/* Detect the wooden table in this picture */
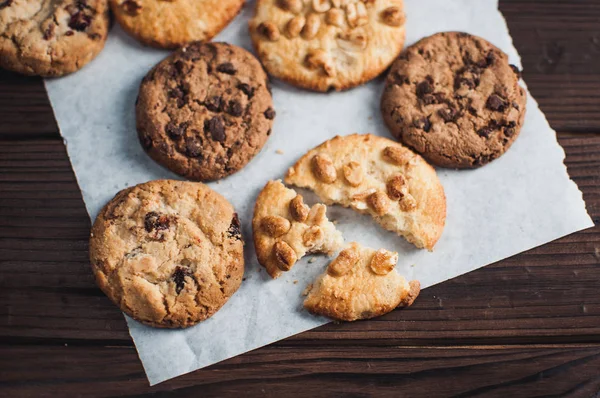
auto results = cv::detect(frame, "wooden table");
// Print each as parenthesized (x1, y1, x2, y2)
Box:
(1, 1, 599, 396)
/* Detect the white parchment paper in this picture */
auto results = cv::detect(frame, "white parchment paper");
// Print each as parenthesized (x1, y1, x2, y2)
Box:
(45, 0, 593, 385)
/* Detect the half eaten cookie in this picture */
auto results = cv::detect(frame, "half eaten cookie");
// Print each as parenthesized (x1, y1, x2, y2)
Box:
(285, 134, 446, 250)
(304, 242, 420, 321)
(253, 180, 344, 278)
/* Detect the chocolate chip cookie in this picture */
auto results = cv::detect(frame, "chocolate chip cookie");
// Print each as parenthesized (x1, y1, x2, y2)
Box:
(89, 179, 244, 328)
(136, 42, 275, 181)
(0, 0, 109, 77)
(249, 0, 406, 92)
(381, 32, 527, 168)
(109, 0, 243, 49)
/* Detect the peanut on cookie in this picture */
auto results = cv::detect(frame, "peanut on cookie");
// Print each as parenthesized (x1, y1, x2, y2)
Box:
(253, 180, 343, 278)
(304, 242, 420, 321)
(249, 0, 406, 91)
(285, 134, 446, 250)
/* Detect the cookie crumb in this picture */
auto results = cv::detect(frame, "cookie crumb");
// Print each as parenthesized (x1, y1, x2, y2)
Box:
(302, 284, 313, 296)
(308, 257, 316, 264)
(293, 280, 298, 284)
(368, 116, 373, 120)
(276, 149, 284, 155)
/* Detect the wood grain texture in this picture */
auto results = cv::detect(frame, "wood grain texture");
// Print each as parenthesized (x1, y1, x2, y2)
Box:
(1, 1, 600, 396)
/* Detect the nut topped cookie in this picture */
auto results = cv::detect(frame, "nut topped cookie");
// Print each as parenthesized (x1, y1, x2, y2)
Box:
(109, 0, 244, 49)
(253, 180, 343, 278)
(304, 242, 420, 321)
(0, 0, 109, 77)
(89, 180, 244, 328)
(249, 0, 406, 91)
(285, 134, 446, 250)
(136, 42, 275, 182)
(381, 31, 527, 168)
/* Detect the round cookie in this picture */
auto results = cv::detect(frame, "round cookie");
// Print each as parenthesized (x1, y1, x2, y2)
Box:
(109, 0, 244, 49)
(0, 0, 109, 77)
(136, 42, 275, 181)
(249, 0, 406, 92)
(89, 180, 244, 329)
(381, 32, 527, 168)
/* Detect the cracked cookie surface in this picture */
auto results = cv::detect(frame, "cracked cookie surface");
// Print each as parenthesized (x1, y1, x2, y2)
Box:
(109, 0, 243, 49)
(89, 179, 244, 328)
(136, 42, 275, 181)
(249, 0, 406, 91)
(381, 31, 527, 168)
(285, 134, 446, 250)
(0, 0, 109, 77)
(304, 242, 420, 321)
(253, 180, 343, 278)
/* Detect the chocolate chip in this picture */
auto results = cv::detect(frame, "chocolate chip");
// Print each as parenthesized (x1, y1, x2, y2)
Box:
(509, 64, 522, 79)
(421, 94, 435, 105)
(477, 51, 496, 68)
(416, 78, 434, 98)
(43, 23, 55, 40)
(486, 94, 507, 112)
(174, 60, 186, 74)
(65, 30, 74, 36)
(237, 83, 255, 99)
(165, 121, 188, 138)
(264, 107, 276, 120)
(474, 154, 494, 166)
(468, 106, 478, 116)
(413, 116, 431, 132)
(512, 101, 520, 110)
(205, 96, 223, 112)
(216, 62, 236, 75)
(227, 100, 244, 117)
(185, 137, 202, 157)
(122, 0, 141, 15)
(68, 11, 91, 31)
(227, 213, 242, 241)
(438, 107, 458, 123)
(504, 121, 517, 137)
(172, 266, 191, 294)
(144, 212, 171, 232)
(393, 72, 410, 85)
(140, 134, 153, 149)
(0, 0, 13, 9)
(455, 77, 476, 90)
(477, 126, 493, 138)
(205, 116, 225, 142)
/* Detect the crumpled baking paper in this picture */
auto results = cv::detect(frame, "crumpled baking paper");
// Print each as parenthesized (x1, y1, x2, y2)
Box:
(44, 0, 593, 385)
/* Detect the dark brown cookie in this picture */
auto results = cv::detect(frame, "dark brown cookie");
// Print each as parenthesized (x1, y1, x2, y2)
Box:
(0, 0, 109, 77)
(381, 32, 527, 168)
(136, 42, 275, 181)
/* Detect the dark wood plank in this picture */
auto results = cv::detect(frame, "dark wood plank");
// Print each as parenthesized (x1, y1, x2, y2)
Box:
(1, 344, 599, 397)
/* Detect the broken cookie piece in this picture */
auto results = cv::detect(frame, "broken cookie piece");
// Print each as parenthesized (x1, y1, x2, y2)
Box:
(304, 242, 420, 321)
(285, 134, 446, 250)
(253, 180, 344, 278)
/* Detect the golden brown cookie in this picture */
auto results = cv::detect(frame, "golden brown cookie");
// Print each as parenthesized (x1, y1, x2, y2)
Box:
(89, 180, 244, 328)
(109, 0, 244, 49)
(285, 134, 446, 250)
(253, 180, 343, 278)
(381, 32, 527, 168)
(304, 242, 420, 321)
(249, 0, 406, 91)
(136, 42, 275, 182)
(0, 0, 109, 77)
